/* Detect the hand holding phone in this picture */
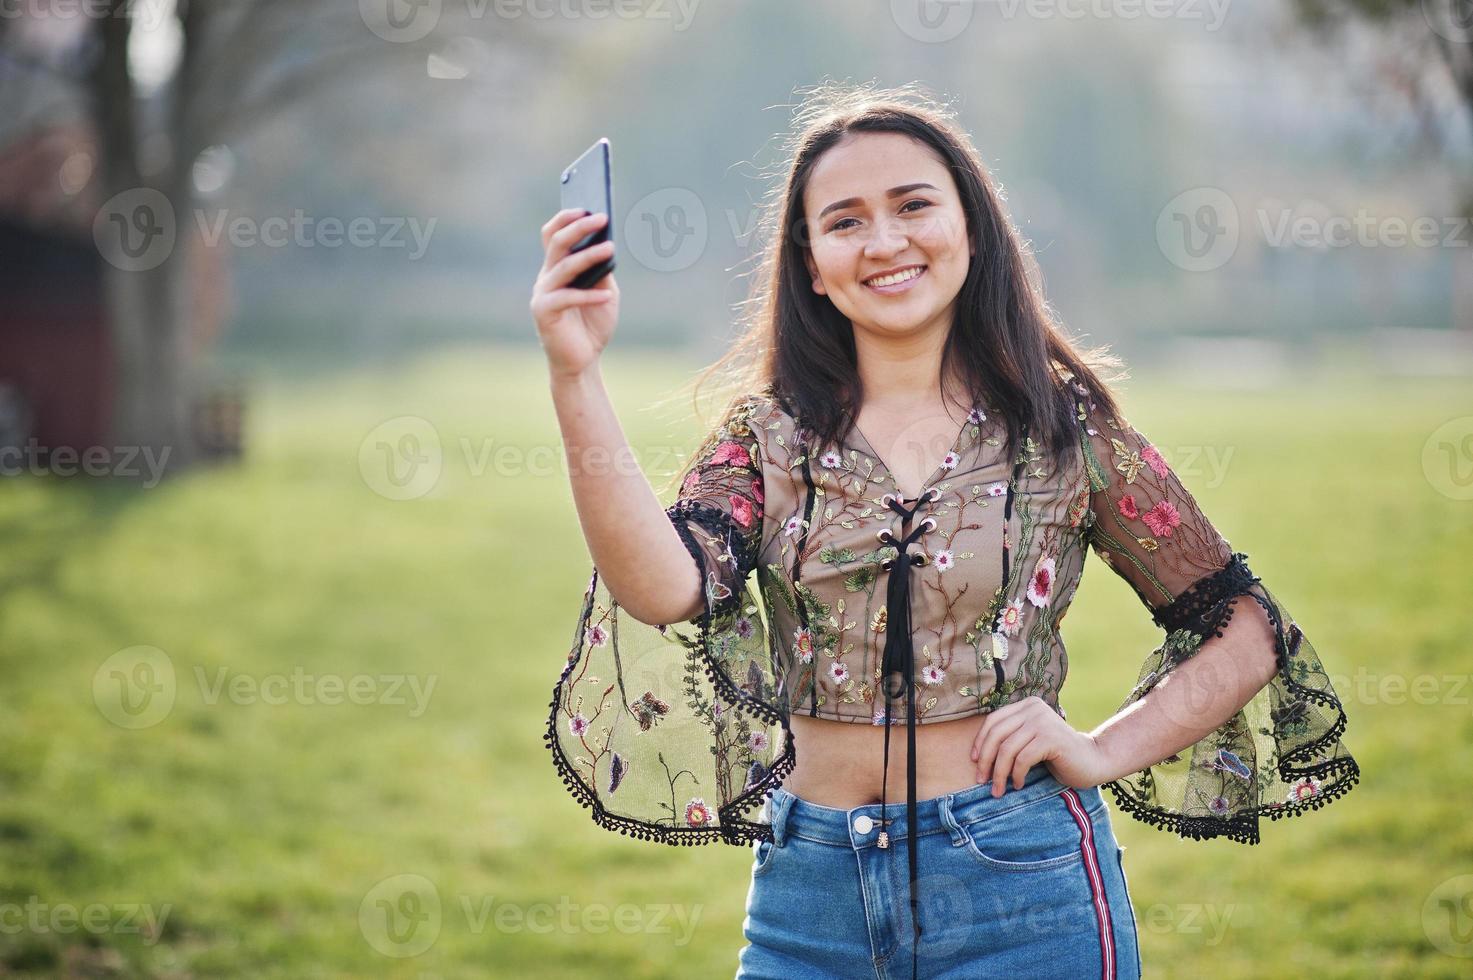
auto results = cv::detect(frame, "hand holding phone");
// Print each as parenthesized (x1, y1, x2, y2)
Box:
(530, 139, 620, 381)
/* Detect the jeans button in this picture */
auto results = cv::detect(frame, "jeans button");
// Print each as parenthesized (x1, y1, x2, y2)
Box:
(854, 815, 874, 834)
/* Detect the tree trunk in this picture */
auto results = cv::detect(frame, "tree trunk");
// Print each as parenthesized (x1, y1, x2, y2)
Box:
(92, 0, 197, 481)
(102, 251, 196, 478)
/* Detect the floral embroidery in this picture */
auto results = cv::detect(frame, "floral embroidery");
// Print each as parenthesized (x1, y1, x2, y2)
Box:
(684, 798, 713, 827)
(1026, 554, 1056, 607)
(629, 691, 670, 732)
(711, 440, 752, 467)
(1141, 499, 1182, 538)
(608, 753, 629, 793)
(1287, 776, 1322, 802)
(998, 598, 1024, 636)
(730, 494, 756, 529)
(794, 627, 814, 664)
(1141, 443, 1169, 479)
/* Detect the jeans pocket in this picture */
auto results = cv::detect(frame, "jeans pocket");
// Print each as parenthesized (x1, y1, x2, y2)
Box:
(752, 836, 780, 877)
(959, 791, 1087, 873)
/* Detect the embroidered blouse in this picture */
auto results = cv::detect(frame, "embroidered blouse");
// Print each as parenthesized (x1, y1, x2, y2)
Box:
(544, 377, 1360, 883)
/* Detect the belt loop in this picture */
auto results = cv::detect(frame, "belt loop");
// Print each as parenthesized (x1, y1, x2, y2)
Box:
(767, 788, 796, 847)
(937, 791, 968, 847)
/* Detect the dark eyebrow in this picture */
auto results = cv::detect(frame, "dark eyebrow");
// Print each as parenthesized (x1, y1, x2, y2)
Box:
(817, 182, 940, 221)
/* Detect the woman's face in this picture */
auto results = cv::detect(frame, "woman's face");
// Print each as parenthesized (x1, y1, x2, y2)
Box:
(801, 131, 973, 343)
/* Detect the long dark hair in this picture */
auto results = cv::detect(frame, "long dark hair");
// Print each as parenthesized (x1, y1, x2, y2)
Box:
(664, 80, 1128, 493)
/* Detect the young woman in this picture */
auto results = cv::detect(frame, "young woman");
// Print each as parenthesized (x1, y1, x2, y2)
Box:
(534, 83, 1359, 980)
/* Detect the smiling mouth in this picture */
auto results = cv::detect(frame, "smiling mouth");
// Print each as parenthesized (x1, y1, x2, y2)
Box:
(863, 265, 927, 291)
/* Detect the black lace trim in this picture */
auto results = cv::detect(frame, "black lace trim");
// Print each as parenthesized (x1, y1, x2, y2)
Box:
(1103, 552, 1362, 843)
(1151, 551, 1260, 635)
(542, 510, 795, 848)
(665, 498, 759, 619)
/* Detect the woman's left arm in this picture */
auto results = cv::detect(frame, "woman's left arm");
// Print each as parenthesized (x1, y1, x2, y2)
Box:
(1084, 593, 1279, 783)
(975, 387, 1359, 840)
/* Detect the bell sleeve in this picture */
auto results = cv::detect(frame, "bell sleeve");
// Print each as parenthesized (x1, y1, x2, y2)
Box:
(1074, 384, 1360, 843)
(543, 393, 793, 846)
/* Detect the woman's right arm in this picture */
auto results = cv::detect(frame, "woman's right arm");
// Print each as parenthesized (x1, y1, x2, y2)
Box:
(532, 208, 703, 627)
(549, 368, 704, 626)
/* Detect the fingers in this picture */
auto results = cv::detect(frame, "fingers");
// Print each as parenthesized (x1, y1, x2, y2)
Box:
(540, 207, 591, 247)
(972, 710, 1025, 787)
(530, 286, 614, 321)
(542, 211, 610, 270)
(988, 729, 1038, 798)
(546, 238, 615, 291)
(1009, 738, 1038, 794)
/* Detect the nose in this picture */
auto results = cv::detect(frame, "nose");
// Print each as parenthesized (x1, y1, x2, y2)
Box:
(862, 214, 910, 257)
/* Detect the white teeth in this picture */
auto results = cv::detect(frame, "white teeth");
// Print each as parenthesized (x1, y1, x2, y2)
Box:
(866, 266, 924, 288)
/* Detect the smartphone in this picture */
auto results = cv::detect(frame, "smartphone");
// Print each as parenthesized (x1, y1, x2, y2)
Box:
(559, 138, 615, 289)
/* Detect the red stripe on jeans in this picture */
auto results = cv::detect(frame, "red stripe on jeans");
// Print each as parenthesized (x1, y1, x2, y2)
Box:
(1061, 788, 1114, 980)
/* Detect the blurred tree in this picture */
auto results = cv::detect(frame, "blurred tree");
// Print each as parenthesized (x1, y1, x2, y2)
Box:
(1289, 0, 1473, 329)
(0, 0, 551, 476)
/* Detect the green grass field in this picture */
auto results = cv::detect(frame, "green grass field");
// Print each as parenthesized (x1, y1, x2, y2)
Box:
(1, 344, 1468, 978)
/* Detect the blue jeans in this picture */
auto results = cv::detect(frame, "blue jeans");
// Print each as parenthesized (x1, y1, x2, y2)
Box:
(736, 762, 1142, 980)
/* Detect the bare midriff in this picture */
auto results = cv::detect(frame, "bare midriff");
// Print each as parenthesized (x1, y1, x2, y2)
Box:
(782, 712, 990, 808)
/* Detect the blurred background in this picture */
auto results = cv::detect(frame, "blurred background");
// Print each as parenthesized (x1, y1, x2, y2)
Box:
(1, 0, 1470, 977)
